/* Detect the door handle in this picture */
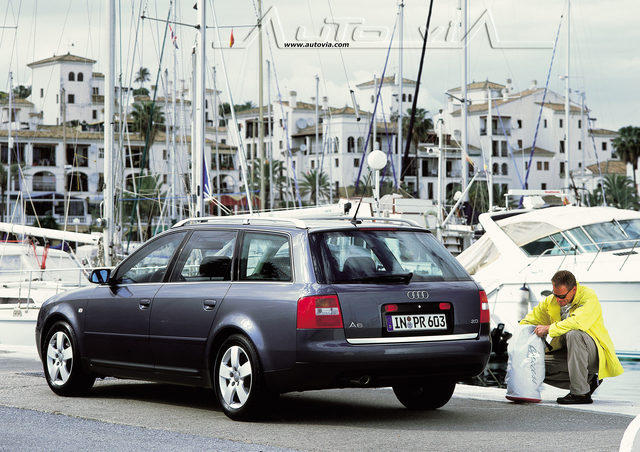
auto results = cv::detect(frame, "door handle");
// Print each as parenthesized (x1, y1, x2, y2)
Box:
(139, 298, 151, 309)
(203, 299, 217, 311)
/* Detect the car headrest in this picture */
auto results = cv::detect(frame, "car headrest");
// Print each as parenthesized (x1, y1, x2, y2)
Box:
(342, 256, 376, 278)
(199, 256, 231, 280)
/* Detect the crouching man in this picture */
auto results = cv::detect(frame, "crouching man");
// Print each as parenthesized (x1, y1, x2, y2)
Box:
(520, 270, 623, 404)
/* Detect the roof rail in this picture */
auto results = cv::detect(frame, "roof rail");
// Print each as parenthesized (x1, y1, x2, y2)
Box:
(172, 215, 424, 229)
(172, 216, 308, 229)
(304, 216, 423, 228)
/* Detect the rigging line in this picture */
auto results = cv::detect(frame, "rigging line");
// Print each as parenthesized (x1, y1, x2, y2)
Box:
(401, 0, 434, 182)
(326, 0, 352, 93)
(126, 6, 172, 250)
(210, 0, 257, 214)
(521, 14, 564, 192)
(7, 0, 23, 77)
(354, 15, 399, 191)
(263, 26, 303, 207)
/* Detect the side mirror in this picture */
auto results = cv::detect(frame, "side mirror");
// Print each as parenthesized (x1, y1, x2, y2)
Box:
(89, 268, 111, 284)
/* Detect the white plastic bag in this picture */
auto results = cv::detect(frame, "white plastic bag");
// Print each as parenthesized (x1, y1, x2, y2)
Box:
(505, 324, 546, 403)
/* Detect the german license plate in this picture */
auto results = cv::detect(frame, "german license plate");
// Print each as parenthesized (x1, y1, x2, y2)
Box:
(386, 314, 447, 332)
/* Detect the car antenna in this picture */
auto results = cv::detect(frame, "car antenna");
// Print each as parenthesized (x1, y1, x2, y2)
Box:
(350, 173, 372, 226)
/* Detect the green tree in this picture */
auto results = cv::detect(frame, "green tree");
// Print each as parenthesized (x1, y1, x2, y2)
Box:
(245, 158, 290, 209)
(602, 174, 638, 209)
(124, 174, 164, 241)
(12, 85, 31, 99)
(132, 87, 150, 97)
(134, 67, 151, 89)
(36, 213, 59, 230)
(613, 126, 640, 192)
(131, 101, 165, 149)
(401, 108, 433, 152)
(0, 163, 22, 220)
(299, 169, 330, 204)
(468, 181, 489, 215)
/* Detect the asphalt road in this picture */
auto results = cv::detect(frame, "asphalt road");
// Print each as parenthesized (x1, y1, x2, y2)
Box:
(0, 354, 635, 451)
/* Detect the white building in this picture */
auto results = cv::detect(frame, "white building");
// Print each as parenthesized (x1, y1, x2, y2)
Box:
(441, 79, 617, 198)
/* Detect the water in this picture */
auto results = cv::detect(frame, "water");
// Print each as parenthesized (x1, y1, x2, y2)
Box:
(595, 360, 640, 404)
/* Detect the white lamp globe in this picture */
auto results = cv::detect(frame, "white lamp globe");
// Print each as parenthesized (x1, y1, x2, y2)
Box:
(367, 149, 387, 171)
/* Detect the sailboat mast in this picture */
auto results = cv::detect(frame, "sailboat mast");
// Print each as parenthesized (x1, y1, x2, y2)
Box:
(564, 0, 571, 194)
(103, 0, 115, 266)
(258, 0, 265, 212)
(214, 67, 221, 216)
(194, 0, 206, 216)
(171, 0, 178, 222)
(397, 1, 404, 184)
(6, 71, 12, 222)
(460, 0, 469, 201)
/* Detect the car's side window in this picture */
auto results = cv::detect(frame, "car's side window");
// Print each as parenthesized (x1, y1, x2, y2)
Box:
(239, 232, 292, 282)
(116, 232, 186, 284)
(170, 230, 237, 282)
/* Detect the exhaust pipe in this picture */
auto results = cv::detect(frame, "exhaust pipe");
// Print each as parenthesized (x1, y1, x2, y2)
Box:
(349, 375, 372, 386)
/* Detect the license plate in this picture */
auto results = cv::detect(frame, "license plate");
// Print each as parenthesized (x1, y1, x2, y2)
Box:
(386, 314, 447, 332)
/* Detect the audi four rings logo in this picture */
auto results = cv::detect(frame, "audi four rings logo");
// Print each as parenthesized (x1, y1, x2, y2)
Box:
(406, 291, 429, 300)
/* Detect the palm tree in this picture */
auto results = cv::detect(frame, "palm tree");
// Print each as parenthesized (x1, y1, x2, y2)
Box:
(0, 163, 22, 220)
(613, 126, 640, 192)
(602, 174, 638, 209)
(401, 108, 433, 152)
(134, 67, 151, 89)
(299, 169, 330, 204)
(130, 101, 165, 149)
(246, 158, 289, 208)
(12, 85, 31, 99)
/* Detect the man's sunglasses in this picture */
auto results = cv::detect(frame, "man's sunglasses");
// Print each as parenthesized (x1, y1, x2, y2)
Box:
(553, 287, 575, 299)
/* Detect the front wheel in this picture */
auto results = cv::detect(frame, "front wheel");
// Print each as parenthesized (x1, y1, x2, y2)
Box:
(214, 334, 266, 421)
(393, 379, 456, 410)
(42, 321, 95, 396)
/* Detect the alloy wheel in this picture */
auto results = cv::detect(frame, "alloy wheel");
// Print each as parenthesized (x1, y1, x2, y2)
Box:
(218, 345, 252, 409)
(46, 331, 73, 386)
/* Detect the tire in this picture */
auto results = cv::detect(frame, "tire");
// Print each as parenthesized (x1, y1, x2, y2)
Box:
(42, 321, 95, 396)
(213, 334, 267, 421)
(393, 379, 456, 410)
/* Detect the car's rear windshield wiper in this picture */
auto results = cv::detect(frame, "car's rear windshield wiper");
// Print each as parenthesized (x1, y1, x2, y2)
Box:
(334, 272, 413, 284)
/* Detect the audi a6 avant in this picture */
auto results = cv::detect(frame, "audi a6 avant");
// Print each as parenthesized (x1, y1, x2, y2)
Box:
(36, 217, 490, 420)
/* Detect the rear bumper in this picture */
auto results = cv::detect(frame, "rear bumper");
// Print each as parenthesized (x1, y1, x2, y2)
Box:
(264, 326, 491, 393)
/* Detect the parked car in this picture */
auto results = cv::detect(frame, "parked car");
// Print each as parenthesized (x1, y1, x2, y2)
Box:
(36, 217, 491, 420)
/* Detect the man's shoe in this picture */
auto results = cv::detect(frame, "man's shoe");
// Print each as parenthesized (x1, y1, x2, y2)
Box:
(557, 393, 593, 404)
(588, 375, 603, 396)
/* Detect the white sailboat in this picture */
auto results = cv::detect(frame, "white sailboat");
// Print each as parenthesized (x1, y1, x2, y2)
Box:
(0, 224, 98, 347)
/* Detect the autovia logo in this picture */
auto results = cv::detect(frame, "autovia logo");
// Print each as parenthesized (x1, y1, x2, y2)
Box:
(406, 291, 429, 300)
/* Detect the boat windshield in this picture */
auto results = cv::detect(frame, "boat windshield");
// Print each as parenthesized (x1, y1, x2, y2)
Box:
(520, 219, 640, 256)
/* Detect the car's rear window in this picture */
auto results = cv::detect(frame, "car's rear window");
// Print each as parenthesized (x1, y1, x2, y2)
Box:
(309, 229, 470, 284)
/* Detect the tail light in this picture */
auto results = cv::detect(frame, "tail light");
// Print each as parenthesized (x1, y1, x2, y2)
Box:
(479, 290, 490, 323)
(297, 295, 344, 329)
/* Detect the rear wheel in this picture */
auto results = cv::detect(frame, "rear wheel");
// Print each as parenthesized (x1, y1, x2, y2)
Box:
(42, 321, 95, 396)
(393, 379, 456, 410)
(214, 334, 266, 421)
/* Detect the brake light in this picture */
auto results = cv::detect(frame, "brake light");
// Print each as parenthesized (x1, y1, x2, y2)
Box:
(479, 290, 490, 323)
(384, 304, 398, 312)
(439, 302, 451, 310)
(297, 295, 344, 329)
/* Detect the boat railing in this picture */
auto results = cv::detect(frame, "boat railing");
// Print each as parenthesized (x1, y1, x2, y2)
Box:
(0, 266, 96, 309)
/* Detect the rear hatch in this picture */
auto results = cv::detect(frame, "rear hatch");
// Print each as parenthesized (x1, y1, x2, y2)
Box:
(309, 228, 482, 341)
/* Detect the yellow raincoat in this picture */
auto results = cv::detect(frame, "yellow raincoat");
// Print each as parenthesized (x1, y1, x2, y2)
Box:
(520, 283, 624, 379)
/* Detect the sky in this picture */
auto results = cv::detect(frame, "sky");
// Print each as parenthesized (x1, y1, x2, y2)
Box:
(0, 0, 638, 131)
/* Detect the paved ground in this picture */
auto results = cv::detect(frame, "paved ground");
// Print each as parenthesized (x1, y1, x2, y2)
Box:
(0, 353, 636, 451)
